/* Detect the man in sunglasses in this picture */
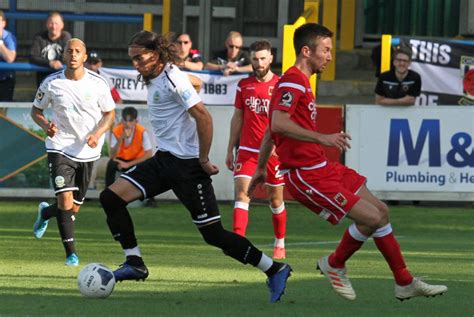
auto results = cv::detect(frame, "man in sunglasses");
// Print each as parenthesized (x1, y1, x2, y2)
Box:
(375, 46, 421, 105)
(205, 31, 252, 76)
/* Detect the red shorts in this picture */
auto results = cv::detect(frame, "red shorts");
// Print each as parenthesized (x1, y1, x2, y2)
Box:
(234, 149, 285, 186)
(285, 161, 366, 225)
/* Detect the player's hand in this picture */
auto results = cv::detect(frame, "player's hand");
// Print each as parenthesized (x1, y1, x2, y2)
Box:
(225, 152, 234, 171)
(86, 134, 99, 148)
(200, 160, 219, 176)
(49, 60, 63, 70)
(45, 122, 58, 137)
(123, 127, 133, 139)
(323, 131, 352, 152)
(222, 68, 233, 76)
(247, 168, 266, 198)
(114, 159, 129, 170)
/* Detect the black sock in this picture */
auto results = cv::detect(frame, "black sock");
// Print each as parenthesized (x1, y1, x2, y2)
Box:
(198, 221, 263, 266)
(265, 262, 285, 277)
(42, 202, 58, 220)
(126, 255, 145, 267)
(57, 208, 76, 256)
(100, 188, 138, 249)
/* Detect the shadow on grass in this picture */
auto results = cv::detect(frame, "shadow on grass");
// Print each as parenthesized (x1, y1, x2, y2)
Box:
(0, 277, 468, 317)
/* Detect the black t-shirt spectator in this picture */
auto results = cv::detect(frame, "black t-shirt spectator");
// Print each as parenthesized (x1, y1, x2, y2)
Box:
(211, 49, 251, 67)
(30, 30, 71, 86)
(375, 69, 421, 99)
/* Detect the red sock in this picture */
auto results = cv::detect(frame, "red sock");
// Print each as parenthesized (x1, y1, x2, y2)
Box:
(270, 204, 287, 239)
(233, 201, 249, 237)
(329, 224, 366, 268)
(373, 224, 413, 286)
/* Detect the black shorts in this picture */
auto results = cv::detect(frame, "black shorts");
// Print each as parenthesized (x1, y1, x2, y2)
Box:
(120, 151, 220, 226)
(47, 152, 94, 205)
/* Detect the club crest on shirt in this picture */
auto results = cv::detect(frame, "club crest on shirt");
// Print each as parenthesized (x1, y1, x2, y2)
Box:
(153, 91, 160, 103)
(235, 163, 242, 172)
(402, 84, 409, 92)
(55, 176, 65, 188)
(84, 92, 92, 101)
(279, 91, 293, 107)
(334, 192, 347, 206)
(268, 86, 274, 96)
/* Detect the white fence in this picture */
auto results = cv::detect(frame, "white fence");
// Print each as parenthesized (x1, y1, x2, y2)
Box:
(345, 105, 474, 201)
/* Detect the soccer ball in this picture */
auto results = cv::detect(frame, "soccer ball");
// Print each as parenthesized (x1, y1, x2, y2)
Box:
(77, 263, 116, 298)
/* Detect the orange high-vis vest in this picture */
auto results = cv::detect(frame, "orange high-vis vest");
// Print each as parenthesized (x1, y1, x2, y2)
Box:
(113, 123, 146, 161)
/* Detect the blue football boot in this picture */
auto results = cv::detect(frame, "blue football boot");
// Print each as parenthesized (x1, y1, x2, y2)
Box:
(33, 202, 50, 239)
(65, 253, 80, 266)
(267, 264, 292, 303)
(114, 262, 149, 282)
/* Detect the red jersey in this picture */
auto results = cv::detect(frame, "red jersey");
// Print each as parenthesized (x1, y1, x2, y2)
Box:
(270, 66, 326, 169)
(234, 73, 279, 151)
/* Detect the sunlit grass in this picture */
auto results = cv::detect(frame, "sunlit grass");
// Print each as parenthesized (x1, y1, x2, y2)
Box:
(0, 200, 472, 316)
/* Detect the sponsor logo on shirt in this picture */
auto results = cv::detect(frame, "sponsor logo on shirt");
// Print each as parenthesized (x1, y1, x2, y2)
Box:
(245, 96, 269, 114)
(197, 213, 208, 219)
(181, 89, 192, 101)
(308, 101, 317, 121)
(279, 91, 293, 107)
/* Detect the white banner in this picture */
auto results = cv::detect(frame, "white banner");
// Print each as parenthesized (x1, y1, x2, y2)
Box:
(401, 38, 474, 106)
(99, 67, 249, 105)
(345, 105, 474, 195)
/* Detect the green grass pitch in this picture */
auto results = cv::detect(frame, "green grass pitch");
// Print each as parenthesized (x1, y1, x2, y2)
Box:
(0, 200, 472, 316)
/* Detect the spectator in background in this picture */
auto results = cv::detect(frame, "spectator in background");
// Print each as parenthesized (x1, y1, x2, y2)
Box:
(30, 11, 71, 87)
(105, 106, 153, 187)
(375, 46, 421, 106)
(0, 10, 17, 101)
(175, 33, 203, 71)
(86, 50, 122, 104)
(205, 31, 252, 76)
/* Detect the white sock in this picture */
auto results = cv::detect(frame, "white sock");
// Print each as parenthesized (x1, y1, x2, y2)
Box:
(124, 246, 142, 257)
(274, 238, 285, 248)
(257, 253, 273, 272)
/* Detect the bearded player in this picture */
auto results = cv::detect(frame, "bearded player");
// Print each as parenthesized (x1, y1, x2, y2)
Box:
(225, 40, 287, 259)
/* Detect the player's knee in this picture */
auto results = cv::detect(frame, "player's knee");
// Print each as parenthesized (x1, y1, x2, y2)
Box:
(378, 202, 390, 224)
(364, 209, 384, 230)
(198, 221, 226, 248)
(235, 192, 250, 203)
(100, 188, 126, 215)
(57, 192, 74, 210)
(269, 197, 283, 209)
